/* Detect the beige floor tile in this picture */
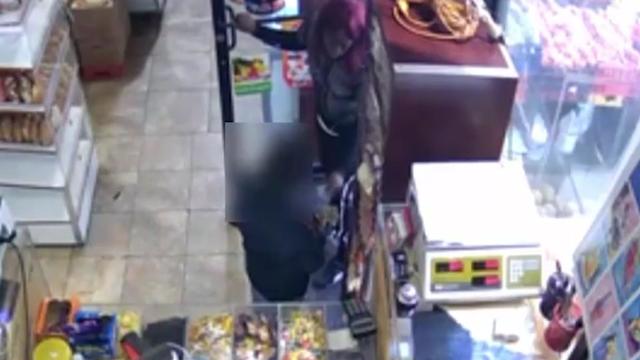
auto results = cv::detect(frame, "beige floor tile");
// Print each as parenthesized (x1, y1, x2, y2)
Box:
(65, 256, 126, 303)
(139, 135, 191, 171)
(122, 257, 184, 304)
(187, 211, 242, 255)
(96, 137, 143, 173)
(190, 171, 225, 210)
(130, 211, 188, 256)
(79, 213, 132, 256)
(150, 51, 212, 90)
(145, 90, 209, 134)
(135, 171, 190, 211)
(135, 171, 191, 211)
(39, 257, 71, 297)
(209, 86, 222, 133)
(162, 0, 211, 24)
(154, 20, 213, 54)
(183, 255, 250, 304)
(191, 133, 224, 170)
(93, 172, 138, 213)
(86, 57, 152, 96)
(89, 91, 147, 137)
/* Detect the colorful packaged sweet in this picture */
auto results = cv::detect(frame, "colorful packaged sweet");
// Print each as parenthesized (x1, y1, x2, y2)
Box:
(234, 309, 278, 360)
(280, 308, 327, 360)
(188, 314, 234, 360)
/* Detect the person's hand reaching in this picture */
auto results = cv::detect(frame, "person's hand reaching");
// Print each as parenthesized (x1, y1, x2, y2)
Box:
(235, 13, 257, 34)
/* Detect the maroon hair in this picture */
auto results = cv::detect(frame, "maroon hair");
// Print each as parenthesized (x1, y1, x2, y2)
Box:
(314, 0, 369, 71)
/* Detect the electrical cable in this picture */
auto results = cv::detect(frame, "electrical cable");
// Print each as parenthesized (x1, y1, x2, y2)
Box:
(8, 241, 30, 360)
(0, 231, 30, 360)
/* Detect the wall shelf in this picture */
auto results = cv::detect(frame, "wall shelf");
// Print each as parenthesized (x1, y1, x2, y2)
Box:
(0, 1, 98, 245)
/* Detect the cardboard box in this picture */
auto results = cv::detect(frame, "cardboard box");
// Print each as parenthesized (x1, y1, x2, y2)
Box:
(70, 0, 130, 66)
(70, 0, 130, 40)
(76, 36, 127, 67)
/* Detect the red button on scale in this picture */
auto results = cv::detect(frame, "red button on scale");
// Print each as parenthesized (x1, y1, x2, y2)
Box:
(485, 276, 500, 286)
(449, 260, 463, 272)
(485, 259, 500, 270)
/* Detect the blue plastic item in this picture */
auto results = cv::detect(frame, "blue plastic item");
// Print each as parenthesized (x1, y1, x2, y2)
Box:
(66, 310, 117, 360)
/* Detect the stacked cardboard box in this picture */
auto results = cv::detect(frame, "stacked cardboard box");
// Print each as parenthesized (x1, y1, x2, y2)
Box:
(69, 0, 130, 74)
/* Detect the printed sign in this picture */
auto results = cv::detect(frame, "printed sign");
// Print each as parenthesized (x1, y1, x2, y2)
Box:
(612, 236, 640, 304)
(622, 292, 640, 358)
(277, 18, 312, 89)
(576, 217, 610, 296)
(283, 51, 312, 89)
(577, 148, 640, 355)
(593, 320, 626, 360)
(630, 163, 640, 211)
(585, 273, 621, 340)
(232, 54, 271, 95)
(609, 182, 640, 258)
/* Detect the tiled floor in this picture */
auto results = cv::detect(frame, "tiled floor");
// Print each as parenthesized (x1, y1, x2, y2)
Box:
(37, 0, 251, 311)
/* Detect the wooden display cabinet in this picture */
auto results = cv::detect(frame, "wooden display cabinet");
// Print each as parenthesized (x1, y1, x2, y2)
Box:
(376, 0, 519, 201)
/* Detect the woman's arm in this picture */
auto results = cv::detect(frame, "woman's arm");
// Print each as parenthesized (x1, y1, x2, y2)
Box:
(235, 13, 307, 51)
(254, 24, 307, 51)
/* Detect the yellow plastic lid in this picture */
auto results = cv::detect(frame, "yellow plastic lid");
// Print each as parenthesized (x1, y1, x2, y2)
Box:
(33, 338, 72, 360)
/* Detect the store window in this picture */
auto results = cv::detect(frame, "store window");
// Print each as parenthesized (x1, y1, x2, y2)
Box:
(502, 0, 640, 225)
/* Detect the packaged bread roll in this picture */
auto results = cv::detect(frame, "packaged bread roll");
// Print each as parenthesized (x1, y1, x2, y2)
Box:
(39, 120, 54, 146)
(0, 116, 12, 142)
(29, 117, 40, 143)
(13, 119, 23, 142)
(32, 80, 44, 103)
(21, 116, 31, 141)
(3, 76, 19, 103)
(18, 75, 33, 104)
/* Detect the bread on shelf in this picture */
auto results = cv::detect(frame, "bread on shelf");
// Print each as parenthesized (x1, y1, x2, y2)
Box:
(0, 113, 54, 145)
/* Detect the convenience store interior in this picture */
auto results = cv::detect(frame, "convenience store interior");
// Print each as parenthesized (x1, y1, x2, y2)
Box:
(2, 0, 640, 358)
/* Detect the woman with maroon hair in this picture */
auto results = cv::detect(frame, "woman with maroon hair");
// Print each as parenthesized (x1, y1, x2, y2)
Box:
(236, 0, 371, 193)
(236, 0, 391, 291)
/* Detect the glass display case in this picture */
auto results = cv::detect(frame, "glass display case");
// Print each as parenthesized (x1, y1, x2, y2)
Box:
(502, 0, 640, 223)
(0, 0, 97, 245)
(71, 302, 376, 360)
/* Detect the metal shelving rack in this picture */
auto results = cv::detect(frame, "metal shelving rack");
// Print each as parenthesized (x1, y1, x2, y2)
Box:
(0, 0, 98, 245)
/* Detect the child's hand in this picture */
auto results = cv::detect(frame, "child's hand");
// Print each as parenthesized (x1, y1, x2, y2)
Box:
(235, 13, 257, 34)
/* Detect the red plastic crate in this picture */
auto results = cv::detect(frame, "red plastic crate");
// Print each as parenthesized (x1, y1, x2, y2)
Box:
(81, 63, 125, 81)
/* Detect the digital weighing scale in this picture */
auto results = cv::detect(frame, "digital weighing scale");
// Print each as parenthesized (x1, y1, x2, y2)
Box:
(407, 161, 545, 303)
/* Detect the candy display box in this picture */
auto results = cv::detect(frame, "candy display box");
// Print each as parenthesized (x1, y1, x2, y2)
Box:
(69, 0, 130, 69)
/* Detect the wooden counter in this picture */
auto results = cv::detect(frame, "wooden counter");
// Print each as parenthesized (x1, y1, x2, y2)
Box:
(376, 0, 519, 201)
